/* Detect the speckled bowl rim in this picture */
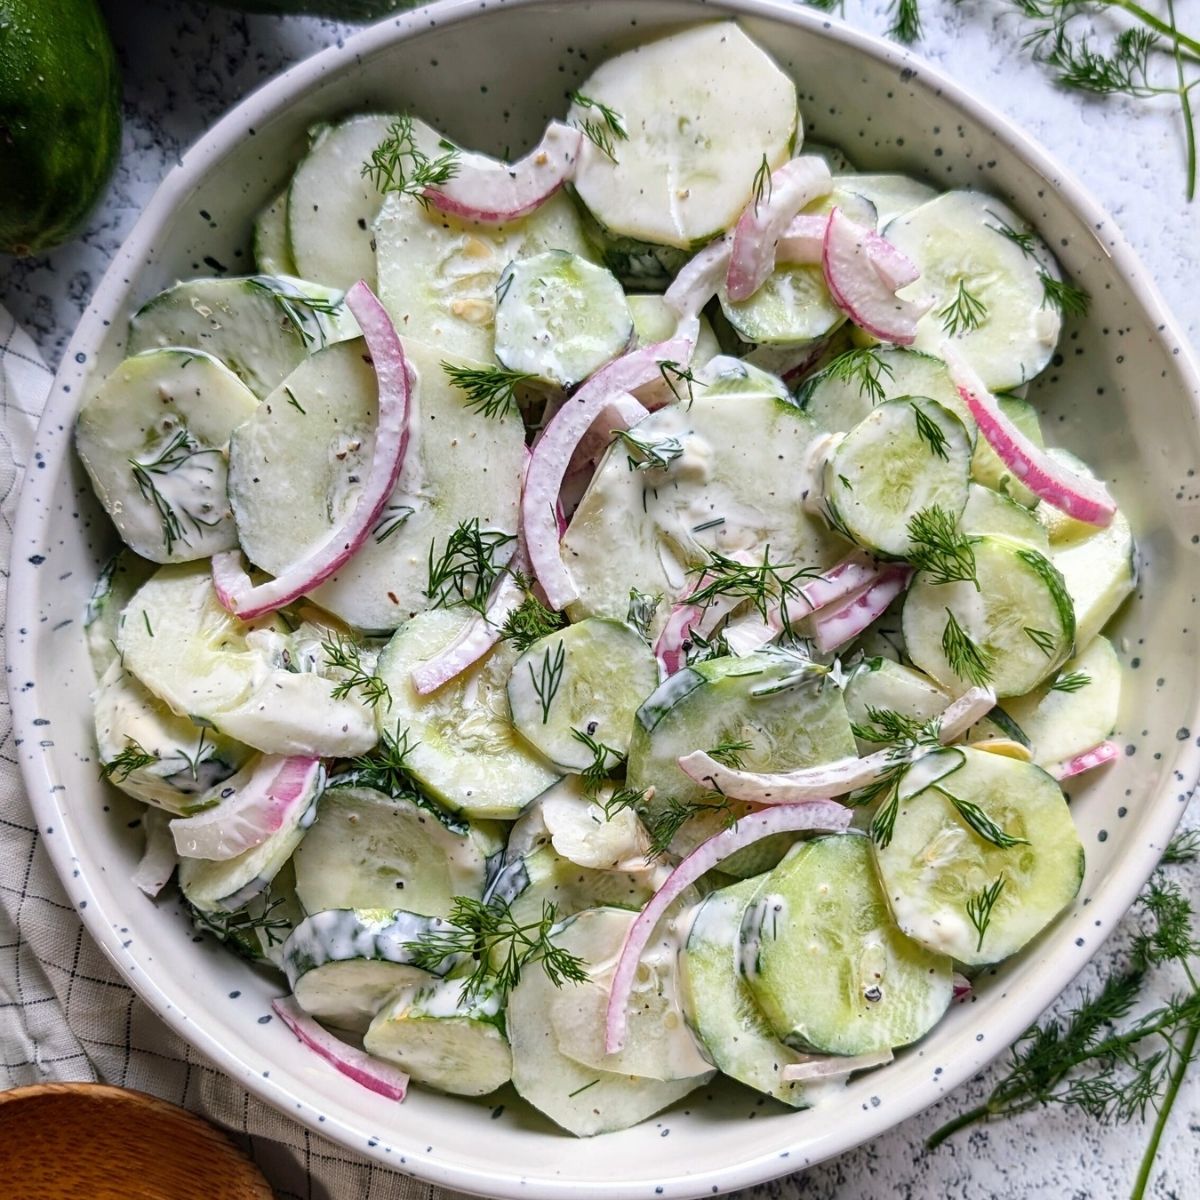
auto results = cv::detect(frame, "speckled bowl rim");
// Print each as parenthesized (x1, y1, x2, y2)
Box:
(8, 1, 1200, 1196)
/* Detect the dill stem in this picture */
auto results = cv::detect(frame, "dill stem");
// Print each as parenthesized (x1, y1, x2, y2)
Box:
(1107, 0, 1200, 60)
(925, 1100, 994, 1148)
(1167, 0, 1198, 200)
(1129, 1016, 1198, 1200)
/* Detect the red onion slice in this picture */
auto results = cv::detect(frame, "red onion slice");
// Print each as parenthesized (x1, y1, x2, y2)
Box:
(133, 809, 176, 898)
(212, 281, 414, 619)
(799, 550, 885, 612)
(523, 327, 697, 610)
(663, 236, 732, 322)
(272, 996, 409, 1101)
(170, 755, 321, 860)
(726, 156, 833, 302)
(822, 207, 931, 345)
(1048, 739, 1120, 780)
(952, 972, 974, 1002)
(604, 802, 851, 1054)
(775, 214, 830, 265)
(779, 1047, 894, 1082)
(943, 344, 1117, 527)
(810, 565, 913, 653)
(423, 122, 582, 223)
(677, 685, 995, 804)
(654, 591, 741, 676)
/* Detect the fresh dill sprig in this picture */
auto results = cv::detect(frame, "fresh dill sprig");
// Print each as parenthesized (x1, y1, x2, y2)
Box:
(425, 518, 516, 616)
(708, 737, 753, 770)
(823, 347, 896, 406)
(752, 153, 773, 212)
(1024, 626, 1058, 657)
(322, 631, 392, 709)
(626, 589, 661, 643)
(338, 724, 421, 799)
(529, 639, 566, 724)
(129, 429, 222, 556)
(1162, 829, 1200, 864)
(851, 706, 944, 756)
(966, 875, 1007, 952)
(442, 361, 536, 421)
(1040, 272, 1092, 317)
(888, 0, 923, 43)
(685, 625, 731, 666)
(172, 729, 210, 782)
(600, 786, 649, 822)
(615, 429, 685, 472)
(906, 505, 979, 587)
(1050, 669, 1092, 694)
(987, 210, 1040, 257)
(658, 360, 703, 407)
(501, 578, 566, 652)
(99, 738, 157, 783)
(406, 895, 588, 1001)
(911, 402, 951, 461)
(570, 91, 628, 162)
(283, 386, 307, 415)
(688, 546, 818, 625)
(644, 794, 735, 859)
(942, 609, 995, 687)
(571, 728, 623, 797)
(938, 280, 989, 336)
(363, 115, 459, 206)
(373, 503, 415, 544)
(945, 793, 1030, 850)
(192, 895, 292, 960)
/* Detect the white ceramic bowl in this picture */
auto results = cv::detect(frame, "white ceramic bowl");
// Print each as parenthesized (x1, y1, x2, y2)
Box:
(9, 1, 1200, 1196)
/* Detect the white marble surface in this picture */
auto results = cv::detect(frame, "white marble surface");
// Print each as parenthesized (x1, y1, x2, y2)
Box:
(1, 1, 1197, 1197)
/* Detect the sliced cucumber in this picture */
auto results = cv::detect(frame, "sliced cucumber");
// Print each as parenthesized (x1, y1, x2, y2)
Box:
(562, 378, 842, 640)
(93, 659, 251, 813)
(1049, 500, 1135, 649)
(824, 397, 972, 558)
(960, 482, 1049, 551)
(127, 275, 355, 400)
(884, 191, 1062, 390)
(506, 908, 714, 1136)
(75, 349, 259, 563)
(843, 657, 949, 753)
(804, 141, 856, 173)
(287, 114, 445, 291)
(374, 187, 594, 367)
(745, 833, 952, 1054)
(507, 619, 658, 771)
(680, 877, 838, 1107)
(720, 265, 844, 350)
(577, 209, 691, 291)
(796, 347, 968, 438)
(84, 549, 155, 677)
(626, 293, 720, 408)
(375, 607, 559, 819)
(118, 564, 377, 757)
(364, 977, 511, 1096)
(834, 172, 937, 228)
(253, 189, 296, 276)
(627, 651, 857, 871)
(292, 785, 490, 917)
(568, 22, 798, 250)
(1003, 636, 1121, 767)
(549, 907, 712, 1082)
(903, 534, 1075, 697)
(873, 746, 1084, 964)
(282, 907, 445, 1033)
(971, 394, 1044, 507)
(494, 250, 633, 388)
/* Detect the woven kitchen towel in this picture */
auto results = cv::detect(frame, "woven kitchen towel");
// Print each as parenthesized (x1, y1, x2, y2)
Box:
(0, 303, 477, 1200)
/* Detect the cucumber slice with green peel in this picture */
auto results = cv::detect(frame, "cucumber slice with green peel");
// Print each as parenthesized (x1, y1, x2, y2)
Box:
(971, 394, 1044, 507)
(494, 250, 633, 388)
(627, 651, 857, 873)
(84, 549, 156, 677)
(287, 114, 446, 292)
(253, 189, 296, 277)
(834, 172, 937, 228)
(375, 188, 595, 367)
(576, 207, 691, 291)
(843, 657, 949, 752)
(903, 534, 1075, 697)
(307, 338, 526, 631)
(960, 482, 1049, 551)
(1003, 636, 1121, 768)
(680, 877, 840, 1107)
(884, 191, 1062, 391)
(127, 275, 355, 400)
(507, 619, 659, 772)
(1048, 498, 1135, 649)
(93, 659, 251, 813)
(75, 349, 259, 563)
(824, 397, 972, 558)
(744, 833, 953, 1055)
(364, 977, 511, 1096)
(549, 907, 712, 1082)
(568, 22, 799, 251)
(282, 907, 446, 1033)
(292, 785, 491, 917)
(562, 383, 843, 640)
(719, 262, 845, 348)
(506, 908, 715, 1136)
(375, 607, 560, 820)
(873, 746, 1084, 965)
(118, 564, 377, 757)
(796, 347, 968, 436)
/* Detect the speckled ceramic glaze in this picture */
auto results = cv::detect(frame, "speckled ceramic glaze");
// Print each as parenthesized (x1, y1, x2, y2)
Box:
(7, 1, 1200, 1196)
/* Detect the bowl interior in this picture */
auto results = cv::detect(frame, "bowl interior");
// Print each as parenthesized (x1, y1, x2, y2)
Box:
(9, 1, 1200, 1197)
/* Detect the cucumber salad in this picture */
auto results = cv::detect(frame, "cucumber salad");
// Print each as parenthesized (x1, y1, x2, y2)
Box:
(77, 22, 1134, 1136)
